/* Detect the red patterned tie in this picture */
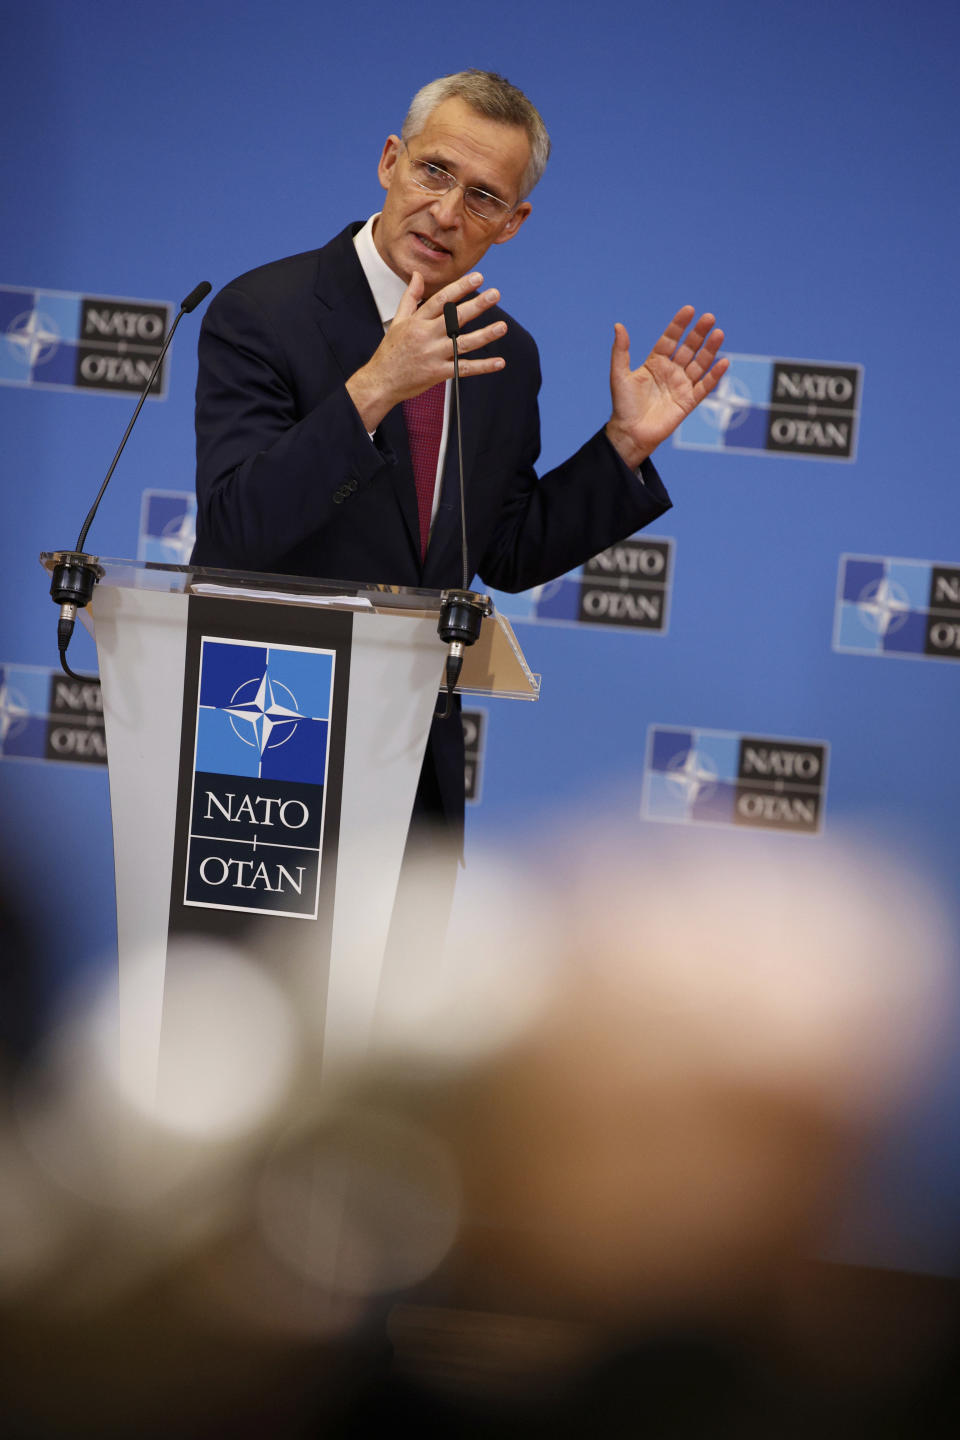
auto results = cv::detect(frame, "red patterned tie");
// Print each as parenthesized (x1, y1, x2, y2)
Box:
(402, 381, 445, 561)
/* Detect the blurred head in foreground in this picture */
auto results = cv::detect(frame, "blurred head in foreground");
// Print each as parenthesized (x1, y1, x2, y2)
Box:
(0, 831, 954, 1434)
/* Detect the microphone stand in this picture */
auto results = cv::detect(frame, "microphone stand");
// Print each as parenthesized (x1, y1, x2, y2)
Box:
(436, 302, 491, 719)
(48, 281, 211, 680)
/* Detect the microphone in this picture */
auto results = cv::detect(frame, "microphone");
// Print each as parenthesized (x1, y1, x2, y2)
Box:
(436, 301, 491, 719)
(49, 280, 212, 680)
(180, 281, 213, 314)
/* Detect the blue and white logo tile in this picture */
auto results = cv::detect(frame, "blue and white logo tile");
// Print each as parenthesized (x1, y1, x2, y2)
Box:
(0, 664, 106, 766)
(674, 354, 862, 461)
(834, 555, 960, 662)
(643, 726, 742, 827)
(185, 638, 336, 918)
(0, 283, 170, 395)
(139, 490, 196, 565)
(489, 536, 673, 633)
(643, 725, 828, 834)
(463, 708, 486, 804)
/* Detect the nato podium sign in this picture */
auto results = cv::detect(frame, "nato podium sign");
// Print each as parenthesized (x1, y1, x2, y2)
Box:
(167, 597, 352, 967)
(183, 637, 337, 919)
(41, 554, 539, 1087)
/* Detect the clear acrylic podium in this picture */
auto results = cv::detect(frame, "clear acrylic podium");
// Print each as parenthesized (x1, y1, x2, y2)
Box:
(41, 554, 539, 1083)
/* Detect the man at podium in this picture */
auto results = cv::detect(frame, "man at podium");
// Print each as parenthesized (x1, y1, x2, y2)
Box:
(191, 68, 727, 853)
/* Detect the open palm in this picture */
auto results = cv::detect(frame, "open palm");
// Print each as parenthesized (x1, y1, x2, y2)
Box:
(606, 307, 728, 467)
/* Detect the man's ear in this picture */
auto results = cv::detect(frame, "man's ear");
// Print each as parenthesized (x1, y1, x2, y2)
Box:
(377, 134, 402, 193)
(491, 201, 532, 246)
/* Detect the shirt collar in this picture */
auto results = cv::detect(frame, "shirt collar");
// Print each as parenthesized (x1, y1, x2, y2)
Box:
(353, 214, 408, 326)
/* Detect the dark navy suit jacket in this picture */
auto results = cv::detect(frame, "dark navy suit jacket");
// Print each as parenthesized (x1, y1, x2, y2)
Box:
(192, 222, 672, 839)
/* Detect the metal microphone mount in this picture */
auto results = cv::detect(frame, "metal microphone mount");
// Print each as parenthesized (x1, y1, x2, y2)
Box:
(49, 551, 105, 679)
(436, 588, 491, 719)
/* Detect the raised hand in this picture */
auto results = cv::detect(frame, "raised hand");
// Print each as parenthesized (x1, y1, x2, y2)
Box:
(604, 307, 728, 469)
(346, 269, 507, 433)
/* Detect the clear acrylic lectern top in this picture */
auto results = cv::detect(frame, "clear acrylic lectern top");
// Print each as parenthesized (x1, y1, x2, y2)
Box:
(40, 553, 541, 701)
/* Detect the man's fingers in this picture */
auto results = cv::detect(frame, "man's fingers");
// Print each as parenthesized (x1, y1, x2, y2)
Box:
(394, 270, 425, 322)
(610, 321, 631, 376)
(454, 318, 508, 355)
(453, 287, 502, 330)
(456, 355, 507, 378)
(652, 305, 697, 356)
(686, 327, 725, 380)
(670, 312, 716, 367)
(694, 354, 730, 399)
(421, 271, 486, 319)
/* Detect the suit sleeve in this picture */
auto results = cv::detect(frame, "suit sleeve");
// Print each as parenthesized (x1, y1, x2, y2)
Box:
(474, 335, 673, 594)
(193, 283, 388, 571)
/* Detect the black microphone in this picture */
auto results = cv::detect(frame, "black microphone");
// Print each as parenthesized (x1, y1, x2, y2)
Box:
(49, 280, 212, 680)
(436, 302, 491, 718)
(181, 280, 213, 314)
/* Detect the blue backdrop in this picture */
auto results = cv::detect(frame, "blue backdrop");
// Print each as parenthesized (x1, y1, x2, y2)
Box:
(2, 0, 958, 1274)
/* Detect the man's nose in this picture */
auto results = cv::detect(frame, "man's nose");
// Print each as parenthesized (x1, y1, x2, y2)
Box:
(430, 185, 465, 227)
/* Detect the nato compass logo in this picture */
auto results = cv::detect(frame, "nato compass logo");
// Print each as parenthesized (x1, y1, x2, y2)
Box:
(834, 555, 960, 662)
(642, 725, 828, 834)
(463, 709, 487, 804)
(0, 665, 106, 766)
(0, 284, 171, 395)
(185, 638, 336, 919)
(489, 537, 673, 633)
(674, 355, 862, 461)
(138, 490, 196, 565)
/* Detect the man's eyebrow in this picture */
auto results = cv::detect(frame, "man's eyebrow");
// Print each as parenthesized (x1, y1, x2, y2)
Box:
(418, 151, 454, 172)
(471, 178, 509, 202)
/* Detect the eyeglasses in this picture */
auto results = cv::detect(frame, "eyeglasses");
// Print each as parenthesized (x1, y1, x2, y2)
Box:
(402, 147, 515, 224)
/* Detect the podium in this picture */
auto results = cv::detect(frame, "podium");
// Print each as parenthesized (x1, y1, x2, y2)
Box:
(41, 554, 539, 1082)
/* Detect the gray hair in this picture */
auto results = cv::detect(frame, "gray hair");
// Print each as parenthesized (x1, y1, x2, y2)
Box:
(401, 70, 551, 200)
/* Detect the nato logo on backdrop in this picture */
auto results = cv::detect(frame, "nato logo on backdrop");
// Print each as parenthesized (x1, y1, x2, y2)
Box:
(184, 638, 336, 919)
(463, 709, 487, 804)
(490, 537, 673, 633)
(834, 555, 960, 661)
(674, 355, 862, 461)
(642, 725, 829, 834)
(139, 490, 197, 565)
(0, 665, 106, 766)
(0, 284, 171, 395)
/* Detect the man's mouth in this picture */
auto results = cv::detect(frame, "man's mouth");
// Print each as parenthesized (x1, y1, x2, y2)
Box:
(412, 232, 452, 256)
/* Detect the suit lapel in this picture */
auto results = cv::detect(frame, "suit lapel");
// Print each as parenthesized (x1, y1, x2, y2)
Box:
(311, 226, 421, 561)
